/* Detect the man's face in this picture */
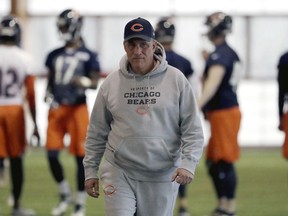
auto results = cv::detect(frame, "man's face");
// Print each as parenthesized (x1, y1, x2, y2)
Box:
(124, 38, 156, 75)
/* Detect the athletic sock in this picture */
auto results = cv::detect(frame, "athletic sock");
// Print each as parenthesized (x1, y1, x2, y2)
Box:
(75, 191, 86, 206)
(58, 180, 71, 196)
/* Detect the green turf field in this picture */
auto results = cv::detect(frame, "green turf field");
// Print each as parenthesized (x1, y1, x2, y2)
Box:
(0, 147, 287, 216)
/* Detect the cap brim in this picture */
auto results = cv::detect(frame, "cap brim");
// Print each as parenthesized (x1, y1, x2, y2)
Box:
(124, 35, 153, 42)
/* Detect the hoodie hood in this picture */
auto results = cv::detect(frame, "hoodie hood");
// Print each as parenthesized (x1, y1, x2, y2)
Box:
(119, 41, 168, 78)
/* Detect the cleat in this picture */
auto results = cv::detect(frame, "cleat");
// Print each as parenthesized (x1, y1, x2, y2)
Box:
(51, 194, 71, 216)
(178, 212, 190, 216)
(178, 207, 190, 216)
(211, 208, 236, 216)
(70, 209, 85, 216)
(70, 205, 85, 216)
(12, 208, 35, 216)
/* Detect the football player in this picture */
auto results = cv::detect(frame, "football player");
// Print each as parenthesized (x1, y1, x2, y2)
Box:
(198, 12, 242, 216)
(0, 15, 39, 216)
(44, 9, 101, 216)
(277, 50, 288, 159)
(155, 17, 194, 216)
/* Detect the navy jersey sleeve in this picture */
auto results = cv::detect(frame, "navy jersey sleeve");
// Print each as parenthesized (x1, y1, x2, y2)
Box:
(84, 50, 101, 77)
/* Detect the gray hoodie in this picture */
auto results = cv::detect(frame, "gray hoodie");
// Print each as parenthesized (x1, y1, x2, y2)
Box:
(83, 42, 204, 182)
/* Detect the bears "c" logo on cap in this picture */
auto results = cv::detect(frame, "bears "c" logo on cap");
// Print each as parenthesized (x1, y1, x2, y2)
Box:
(130, 23, 143, 32)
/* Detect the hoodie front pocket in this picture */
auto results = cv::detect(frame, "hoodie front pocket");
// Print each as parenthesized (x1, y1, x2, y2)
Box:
(114, 137, 174, 172)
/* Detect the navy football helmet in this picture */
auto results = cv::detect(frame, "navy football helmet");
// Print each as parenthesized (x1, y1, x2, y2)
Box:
(0, 15, 21, 45)
(57, 9, 83, 42)
(205, 12, 232, 38)
(155, 17, 175, 43)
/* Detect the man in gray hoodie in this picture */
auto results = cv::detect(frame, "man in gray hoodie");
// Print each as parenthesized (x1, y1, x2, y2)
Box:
(83, 17, 204, 216)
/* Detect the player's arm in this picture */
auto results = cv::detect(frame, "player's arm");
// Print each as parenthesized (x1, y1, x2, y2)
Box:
(25, 75, 40, 143)
(198, 64, 225, 109)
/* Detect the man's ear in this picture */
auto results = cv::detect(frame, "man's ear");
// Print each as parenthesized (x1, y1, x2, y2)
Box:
(152, 40, 157, 50)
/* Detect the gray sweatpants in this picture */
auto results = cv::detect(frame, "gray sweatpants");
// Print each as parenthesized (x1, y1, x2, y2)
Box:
(99, 159, 179, 216)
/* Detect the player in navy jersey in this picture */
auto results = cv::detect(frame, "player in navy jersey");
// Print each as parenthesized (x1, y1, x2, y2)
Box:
(198, 12, 242, 216)
(277, 52, 288, 159)
(44, 9, 101, 216)
(155, 17, 194, 216)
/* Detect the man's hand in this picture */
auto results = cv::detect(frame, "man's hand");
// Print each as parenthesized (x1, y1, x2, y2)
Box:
(85, 178, 100, 198)
(71, 76, 92, 88)
(171, 168, 194, 185)
(30, 126, 41, 147)
(201, 49, 210, 61)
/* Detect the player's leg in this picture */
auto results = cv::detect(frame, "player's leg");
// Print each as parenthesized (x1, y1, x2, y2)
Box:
(206, 107, 240, 216)
(47, 152, 71, 216)
(9, 157, 35, 216)
(9, 156, 23, 210)
(224, 163, 237, 215)
(283, 113, 288, 159)
(206, 160, 226, 211)
(100, 159, 137, 216)
(46, 106, 71, 216)
(221, 108, 240, 215)
(6, 106, 35, 216)
(207, 160, 237, 216)
(68, 104, 89, 216)
(206, 110, 228, 215)
(47, 150, 71, 195)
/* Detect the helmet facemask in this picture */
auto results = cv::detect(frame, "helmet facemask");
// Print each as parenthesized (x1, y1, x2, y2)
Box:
(155, 17, 175, 44)
(0, 15, 21, 46)
(57, 9, 83, 43)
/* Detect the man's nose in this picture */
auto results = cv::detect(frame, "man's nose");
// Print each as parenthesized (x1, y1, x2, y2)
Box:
(133, 44, 142, 53)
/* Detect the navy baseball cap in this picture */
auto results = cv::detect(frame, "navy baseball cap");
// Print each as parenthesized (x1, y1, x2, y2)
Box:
(124, 17, 155, 42)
